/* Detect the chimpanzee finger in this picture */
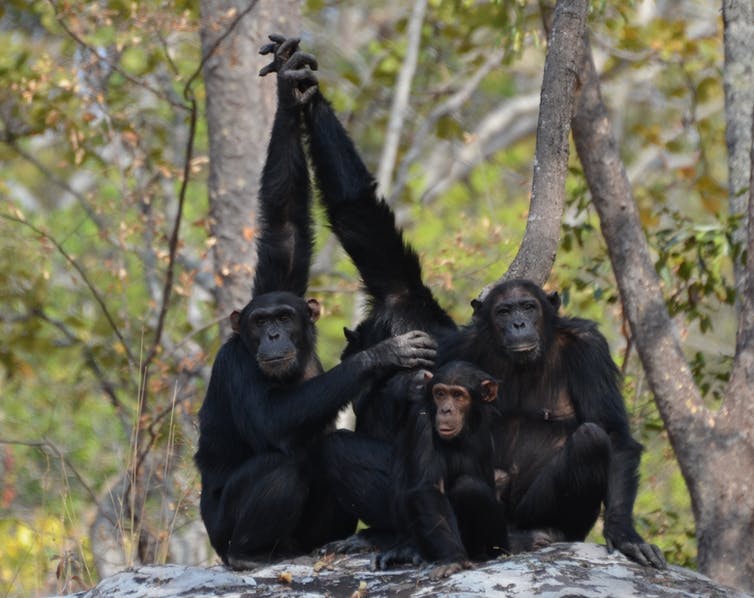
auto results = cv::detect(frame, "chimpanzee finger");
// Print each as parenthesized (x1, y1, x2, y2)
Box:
(281, 68, 319, 83)
(276, 37, 301, 62)
(259, 42, 277, 56)
(605, 538, 615, 554)
(621, 542, 650, 567)
(259, 62, 276, 77)
(643, 543, 667, 569)
(284, 51, 319, 72)
(268, 33, 286, 44)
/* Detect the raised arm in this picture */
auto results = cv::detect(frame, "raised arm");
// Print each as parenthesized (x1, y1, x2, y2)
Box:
(253, 36, 319, 297)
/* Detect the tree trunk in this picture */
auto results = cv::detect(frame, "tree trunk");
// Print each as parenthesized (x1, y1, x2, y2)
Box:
(722, 0, 754, 314)
(571, 30, 754, 593)
(200, 0, 302, 337)
(496, 0, 587, 291)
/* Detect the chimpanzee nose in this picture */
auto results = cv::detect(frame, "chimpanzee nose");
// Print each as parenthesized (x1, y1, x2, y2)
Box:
(513, 320, 525, 329)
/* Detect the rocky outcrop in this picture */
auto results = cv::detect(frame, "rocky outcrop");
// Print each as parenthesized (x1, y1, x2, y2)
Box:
(54, 542, 751, 597)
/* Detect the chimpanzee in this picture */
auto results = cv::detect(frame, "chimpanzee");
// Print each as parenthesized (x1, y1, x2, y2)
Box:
(387, 361, 509, 579)
(439, 279, 666, 568)
(194, 35, 437, 568)
(296, 52, 457, 548)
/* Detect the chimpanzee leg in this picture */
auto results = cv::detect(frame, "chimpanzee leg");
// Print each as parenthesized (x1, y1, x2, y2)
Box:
(513, 422, 610, 540)
(218, 454, 308, 563)
(294, 441, 358, 551)
(320, 430, 393, 531)
(448, 475, 508, 559)
(406, 485, 466, 563)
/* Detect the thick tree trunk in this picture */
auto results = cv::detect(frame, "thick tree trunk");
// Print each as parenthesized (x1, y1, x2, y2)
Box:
(200, 0, 302, 336)
(571, 31, 754, 593)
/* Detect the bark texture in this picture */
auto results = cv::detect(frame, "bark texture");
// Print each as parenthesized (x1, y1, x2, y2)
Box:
(495, 0, 587, 292)
(571, 31, 754, 593)
(723, 0, 754, 311)
(200, 0, 302, 336)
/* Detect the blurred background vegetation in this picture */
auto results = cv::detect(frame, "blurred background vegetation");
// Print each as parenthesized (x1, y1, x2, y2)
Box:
(0, 0, 730, 595)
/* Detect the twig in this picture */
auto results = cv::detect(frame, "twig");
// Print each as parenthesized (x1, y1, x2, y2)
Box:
(0, 213, 134, 365)
(376, 0, 427, 197)
(0, 438, 101, 511)
(47, 0, 189, 112)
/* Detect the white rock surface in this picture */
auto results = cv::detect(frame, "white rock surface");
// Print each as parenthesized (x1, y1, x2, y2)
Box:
(53, 542, 751, 598)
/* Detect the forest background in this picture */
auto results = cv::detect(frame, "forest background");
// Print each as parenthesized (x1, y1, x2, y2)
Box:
(0, 0, 748, 596)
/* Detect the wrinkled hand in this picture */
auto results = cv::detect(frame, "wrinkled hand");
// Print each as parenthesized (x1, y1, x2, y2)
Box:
(369, 330, 437, 372)
(259, 34, 318, 106)
(604, 525, 666, 569)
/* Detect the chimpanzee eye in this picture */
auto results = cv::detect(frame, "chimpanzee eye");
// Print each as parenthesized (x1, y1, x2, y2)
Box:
(279, 313, 291, 323)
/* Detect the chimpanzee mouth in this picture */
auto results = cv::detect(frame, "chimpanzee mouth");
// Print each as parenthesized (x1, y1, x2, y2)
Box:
(509, 342, 537, 353)
(436, 425, 460, 440)
(259, 353, 297, 366)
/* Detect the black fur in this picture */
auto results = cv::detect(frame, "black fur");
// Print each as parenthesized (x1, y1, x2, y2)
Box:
(303, 87, 456, 546)
(440, 279, 665, 568)
(391, 362, 508, 566)
(194, 37, 437, 567)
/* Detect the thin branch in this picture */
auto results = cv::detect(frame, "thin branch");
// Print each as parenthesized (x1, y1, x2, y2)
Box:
(376, 0, 427, 197)
(0, 438, 101, 510)
(389, 47, 505, 206)
(33, 307, 130, 419)
(5, 137, 106, 230)
(47, 0, 190, 112)
(1, 213, 134, 365)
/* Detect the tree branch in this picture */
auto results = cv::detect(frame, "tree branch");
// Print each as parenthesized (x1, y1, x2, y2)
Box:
(376, 0, 427, 197)
(390, 47, 506, 207)
(571, 32, 708, 468)
(490, 0, 588, 292)
(1, 212, 135, 365)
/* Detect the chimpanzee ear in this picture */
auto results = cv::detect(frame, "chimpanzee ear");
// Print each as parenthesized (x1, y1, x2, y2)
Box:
(229, 310, 241, 333)
(343, 327, 359, 344)
(547, 291, 561, 313)
(307, 298, 321, 323)
(480, 379, 499, 403)
(471, 298, 483, 316)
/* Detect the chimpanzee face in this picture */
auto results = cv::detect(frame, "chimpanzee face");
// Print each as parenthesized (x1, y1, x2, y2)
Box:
(432, 382, 472, 440)
(231, 291, 320, 381)
(479, 281, 558, 365)
(430, 361, 498, 441)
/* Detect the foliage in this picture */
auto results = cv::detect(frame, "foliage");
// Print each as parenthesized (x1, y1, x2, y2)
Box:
(0, 0, 735, 595)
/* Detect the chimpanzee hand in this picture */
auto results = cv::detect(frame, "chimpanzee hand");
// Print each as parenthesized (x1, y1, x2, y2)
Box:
(367, 330, 437, 372)
(259, 34, 318, 107)
(604, 523, 666, 569)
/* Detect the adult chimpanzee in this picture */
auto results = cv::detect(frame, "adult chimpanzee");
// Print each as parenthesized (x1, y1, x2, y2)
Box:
(295, 53, 457, 549)
(387, 361, 509, 579)
(194, 36, 437, 568)
(439, 279, 666, 568)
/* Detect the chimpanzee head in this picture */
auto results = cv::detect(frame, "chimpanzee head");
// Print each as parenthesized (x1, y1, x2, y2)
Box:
(231, 291, 320, 381)
(472, 279, 560, 365)
(428, 361, 498, 441)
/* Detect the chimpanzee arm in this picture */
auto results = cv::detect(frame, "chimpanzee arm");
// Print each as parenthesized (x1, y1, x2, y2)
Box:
(253, 38, 317, 297)
(563, 319, 666, 568)
(233, 330, 437, 447)
(303, 93, 455, 335)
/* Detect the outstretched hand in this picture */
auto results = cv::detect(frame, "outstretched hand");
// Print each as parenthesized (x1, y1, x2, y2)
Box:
(259, 34, 318, 106)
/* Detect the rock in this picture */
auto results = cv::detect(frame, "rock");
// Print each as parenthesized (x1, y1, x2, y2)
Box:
(53, 542, 751, 598)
